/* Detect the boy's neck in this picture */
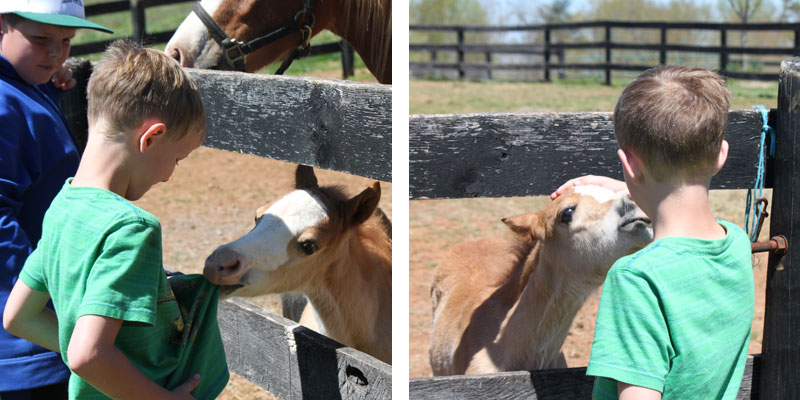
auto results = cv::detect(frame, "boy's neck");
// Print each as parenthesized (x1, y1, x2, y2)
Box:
(641, 181, 725, 241)
(71, 129, 133, 198)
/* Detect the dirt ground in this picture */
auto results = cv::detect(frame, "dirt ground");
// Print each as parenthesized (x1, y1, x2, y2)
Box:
(409, 190, 770, 378)
(134, 146, 392, 399)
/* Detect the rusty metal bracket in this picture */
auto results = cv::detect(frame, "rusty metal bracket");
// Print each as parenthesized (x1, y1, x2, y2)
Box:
(753, 197, 769, 240)
(747, 197, 788, 256)
(751, 235, 788, 256)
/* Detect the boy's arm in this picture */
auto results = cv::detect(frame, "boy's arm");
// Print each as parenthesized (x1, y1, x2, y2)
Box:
(618, 382, 662, 400)
(68, 314, 201, 400)
(3, 279, 59, 352)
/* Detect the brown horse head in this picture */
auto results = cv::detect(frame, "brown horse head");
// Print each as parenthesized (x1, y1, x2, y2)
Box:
(165, 0, 391, 83)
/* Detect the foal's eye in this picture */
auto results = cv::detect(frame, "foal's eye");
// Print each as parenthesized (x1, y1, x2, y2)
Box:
(560, 206, 576, 224)
(300, 240, 319, 255)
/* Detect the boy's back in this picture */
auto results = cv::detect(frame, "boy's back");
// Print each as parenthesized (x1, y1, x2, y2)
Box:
(587, 220, 754, 399)
(582, 66, 756, 399)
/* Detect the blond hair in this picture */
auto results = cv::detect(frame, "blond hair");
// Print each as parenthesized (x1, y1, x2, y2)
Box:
(614, 66, 731, 180)
(87, 39, 205, 142)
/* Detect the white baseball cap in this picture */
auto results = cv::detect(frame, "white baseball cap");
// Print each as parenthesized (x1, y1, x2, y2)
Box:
(0, 0, 113, 33)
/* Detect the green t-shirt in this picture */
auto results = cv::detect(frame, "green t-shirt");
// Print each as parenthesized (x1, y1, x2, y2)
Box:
(586, 220, 754, 400)
(20, 180, 228, 399)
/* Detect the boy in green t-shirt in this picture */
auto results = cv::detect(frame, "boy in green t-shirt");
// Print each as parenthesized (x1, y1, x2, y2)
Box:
(552, 66, 754, 399)
(3, 39, 229, 399)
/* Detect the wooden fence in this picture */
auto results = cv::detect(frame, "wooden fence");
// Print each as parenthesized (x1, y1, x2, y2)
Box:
(409, 21, 800, 83)
(75, 0, 355, 78)
(61, 59, 392, 399)
(408, 58, 800, 398)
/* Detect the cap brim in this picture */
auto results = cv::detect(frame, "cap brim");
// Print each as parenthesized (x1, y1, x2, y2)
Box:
(13, 12, 113, 33)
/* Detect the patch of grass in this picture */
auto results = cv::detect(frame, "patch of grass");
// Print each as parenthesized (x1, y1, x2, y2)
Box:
(410, 78, 779, 114)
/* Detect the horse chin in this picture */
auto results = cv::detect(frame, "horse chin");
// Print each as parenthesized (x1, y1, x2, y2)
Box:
(219, 284, 245, 298)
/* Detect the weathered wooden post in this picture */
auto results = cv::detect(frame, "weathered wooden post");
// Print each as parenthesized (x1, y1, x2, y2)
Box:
(604, 23, 612, 85)
(457, 28, 465, 81)
(340, 40, 355, 79)
(720, 27, 729, 74)
(760, 58, 800, 399)
(129, 0, 146, 42)
(544, 27, 552, 82)
(659, 25, 667, 65)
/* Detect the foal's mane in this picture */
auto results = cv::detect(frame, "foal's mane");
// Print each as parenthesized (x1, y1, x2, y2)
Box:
(341, 0, 391, 79)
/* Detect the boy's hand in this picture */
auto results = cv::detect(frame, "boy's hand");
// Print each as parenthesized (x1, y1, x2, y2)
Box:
(550, 175, 627, 200)
(51, 64, 76, 91)
(170, 374, 201, 400)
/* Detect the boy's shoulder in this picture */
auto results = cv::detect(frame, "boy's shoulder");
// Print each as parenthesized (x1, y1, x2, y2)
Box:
(53, 182, 161, 230)
(610, 220, 750, 277)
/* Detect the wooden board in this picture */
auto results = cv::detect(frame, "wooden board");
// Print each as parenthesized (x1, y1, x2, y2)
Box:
(409, 109, 768, 199)
(219, 298, 392, 400)
(59, 62, 391, 182)
(409, 355, 760, 400)
(188, 70, 391, 182)
(760, 57, 800, 399)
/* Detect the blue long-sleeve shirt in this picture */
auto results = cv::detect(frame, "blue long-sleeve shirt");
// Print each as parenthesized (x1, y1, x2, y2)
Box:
(0, 54, 74, 391)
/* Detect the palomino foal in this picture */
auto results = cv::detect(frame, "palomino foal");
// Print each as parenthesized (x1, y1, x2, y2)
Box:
(203, 165, 392, 364)
(429, 186, 653, 375)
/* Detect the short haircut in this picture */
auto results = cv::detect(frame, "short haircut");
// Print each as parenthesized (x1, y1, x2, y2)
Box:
(87, 39, 205, 142)
(613, 66, 731, 180)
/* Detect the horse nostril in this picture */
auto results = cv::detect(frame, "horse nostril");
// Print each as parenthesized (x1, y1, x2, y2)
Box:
(218, 259, 240, 273)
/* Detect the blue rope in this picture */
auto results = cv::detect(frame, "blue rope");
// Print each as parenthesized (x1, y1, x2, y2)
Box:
(745, 105, 773, 242)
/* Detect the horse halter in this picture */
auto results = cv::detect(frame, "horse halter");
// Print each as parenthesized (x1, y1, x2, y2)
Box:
(191, 0, 315, 73)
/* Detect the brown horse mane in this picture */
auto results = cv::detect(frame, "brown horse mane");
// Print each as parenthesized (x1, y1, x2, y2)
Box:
(340, 0, 391, 80)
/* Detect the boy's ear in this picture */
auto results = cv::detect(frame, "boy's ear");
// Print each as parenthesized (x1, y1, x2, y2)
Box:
(138, 122, 167, 153)
(712, 139, 729, 175)
(617, 148, 644, 184)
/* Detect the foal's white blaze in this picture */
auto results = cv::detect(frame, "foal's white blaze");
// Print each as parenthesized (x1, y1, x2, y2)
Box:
(164, 0, 224, 64)
(232, 190, 328, 273)
(572, 185, 618, 204)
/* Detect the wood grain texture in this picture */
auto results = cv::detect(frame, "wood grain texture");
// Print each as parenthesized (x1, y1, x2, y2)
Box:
(219, 298, 391, 400)
(59, 64, 391, 182)
(409, 110, 767, 199)
(188, 70, 391, 182)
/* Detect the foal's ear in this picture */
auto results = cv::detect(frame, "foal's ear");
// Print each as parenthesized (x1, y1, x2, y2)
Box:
(502, 211, 546, 242)
(343, 181, 381, 228)
(295, 164, 319, 189)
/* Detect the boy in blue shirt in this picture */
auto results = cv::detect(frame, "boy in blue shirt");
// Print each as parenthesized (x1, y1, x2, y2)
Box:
(0, 1, 111, 398)
(553, 66, 754, 399)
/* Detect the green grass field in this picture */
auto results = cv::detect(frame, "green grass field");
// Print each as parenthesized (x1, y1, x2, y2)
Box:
(410, 78, 778, 114)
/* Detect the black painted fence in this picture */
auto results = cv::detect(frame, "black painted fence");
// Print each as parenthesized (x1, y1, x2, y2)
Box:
(410, 21, 800, 83)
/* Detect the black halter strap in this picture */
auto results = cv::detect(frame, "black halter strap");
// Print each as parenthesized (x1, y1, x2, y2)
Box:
(191, 0, 315, 73)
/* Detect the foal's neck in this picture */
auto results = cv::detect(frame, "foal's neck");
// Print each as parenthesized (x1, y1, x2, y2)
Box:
(302, 223, 391, 360)
(495, 256, 588, 369)
(327, 0, 392, 83)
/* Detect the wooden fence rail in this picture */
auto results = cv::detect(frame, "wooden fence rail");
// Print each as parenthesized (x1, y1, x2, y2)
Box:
(409, 109, 766, 199)
(74, 0, 355, 79)
(407, 58, 800, 398)
(60, 60, 392, 399)
(62, 59, 391, 182)
(410, 20, 800, 83)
